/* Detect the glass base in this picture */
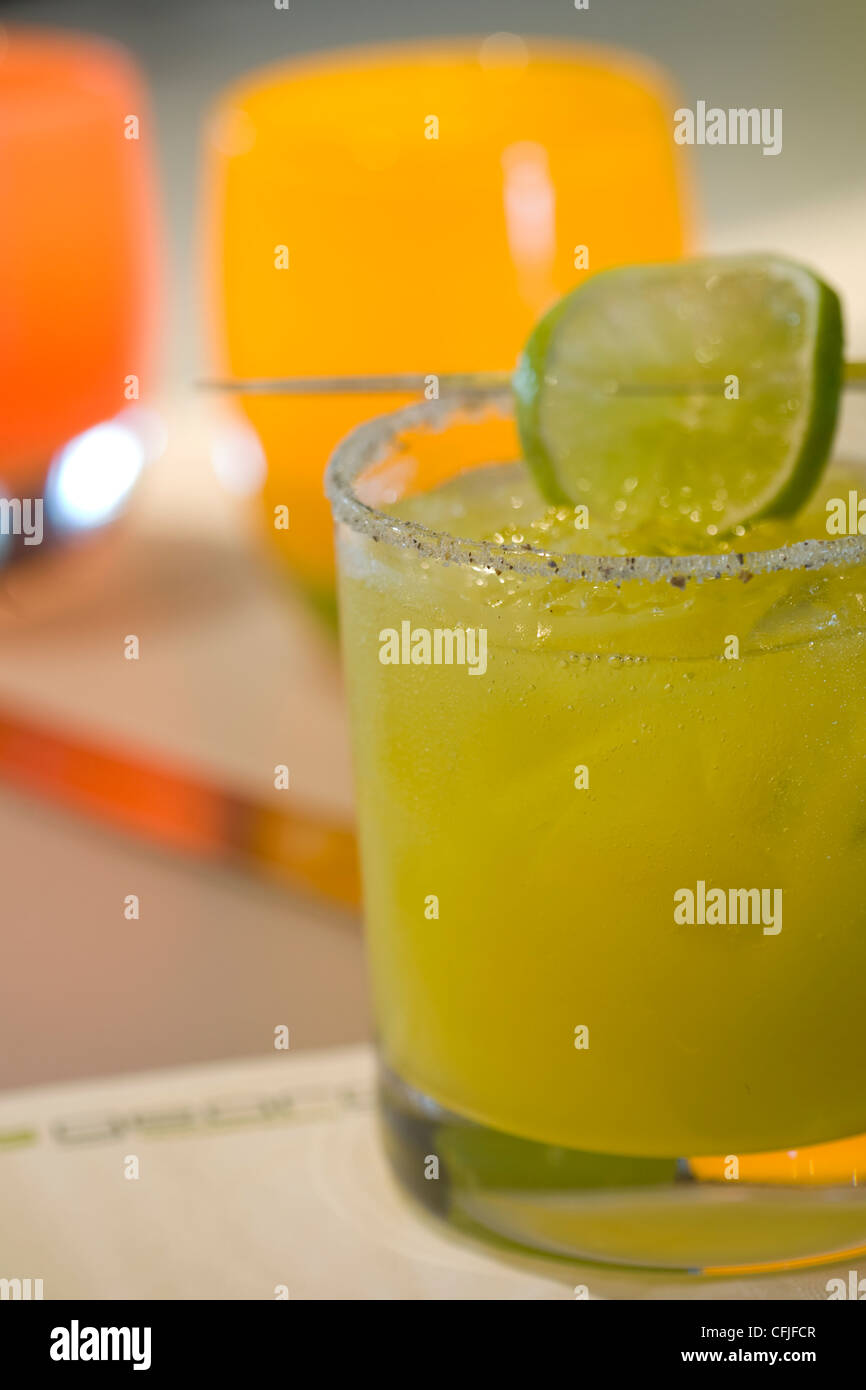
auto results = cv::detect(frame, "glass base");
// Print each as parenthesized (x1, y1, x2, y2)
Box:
(379, 1064, 866, 1274)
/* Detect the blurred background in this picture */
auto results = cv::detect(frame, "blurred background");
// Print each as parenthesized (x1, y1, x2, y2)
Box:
(1, 0, 864, 1090)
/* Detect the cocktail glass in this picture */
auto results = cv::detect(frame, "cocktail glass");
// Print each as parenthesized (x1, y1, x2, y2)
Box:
(326, 384, 866, 1273)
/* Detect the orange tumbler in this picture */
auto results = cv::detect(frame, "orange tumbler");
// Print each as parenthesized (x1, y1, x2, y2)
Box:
(203, 38, 689, 618)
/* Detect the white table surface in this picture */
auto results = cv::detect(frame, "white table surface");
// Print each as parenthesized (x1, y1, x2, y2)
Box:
(1, 1044, 859, 1301)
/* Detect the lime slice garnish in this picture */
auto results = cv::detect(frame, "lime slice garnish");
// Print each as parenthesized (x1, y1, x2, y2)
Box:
(513, 255, 844, 536)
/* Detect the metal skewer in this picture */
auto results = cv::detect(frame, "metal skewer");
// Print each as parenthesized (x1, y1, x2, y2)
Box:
(199, 362, 866, 397)
(197, 371, 512, 396)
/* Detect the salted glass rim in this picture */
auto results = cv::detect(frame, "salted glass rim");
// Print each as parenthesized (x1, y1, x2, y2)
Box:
(324, 386, 866, 585)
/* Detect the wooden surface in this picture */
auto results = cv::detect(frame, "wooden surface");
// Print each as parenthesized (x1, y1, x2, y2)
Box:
(0, 393, 369, 1092)
(0, 395, 355, 819)
(0, 781, 370, 1092)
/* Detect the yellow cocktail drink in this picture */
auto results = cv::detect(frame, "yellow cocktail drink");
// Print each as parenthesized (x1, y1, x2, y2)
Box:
(328, 389, 866, 1269)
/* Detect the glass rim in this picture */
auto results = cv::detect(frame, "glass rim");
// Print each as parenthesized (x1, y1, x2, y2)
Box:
(324, 385, 866, 586)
